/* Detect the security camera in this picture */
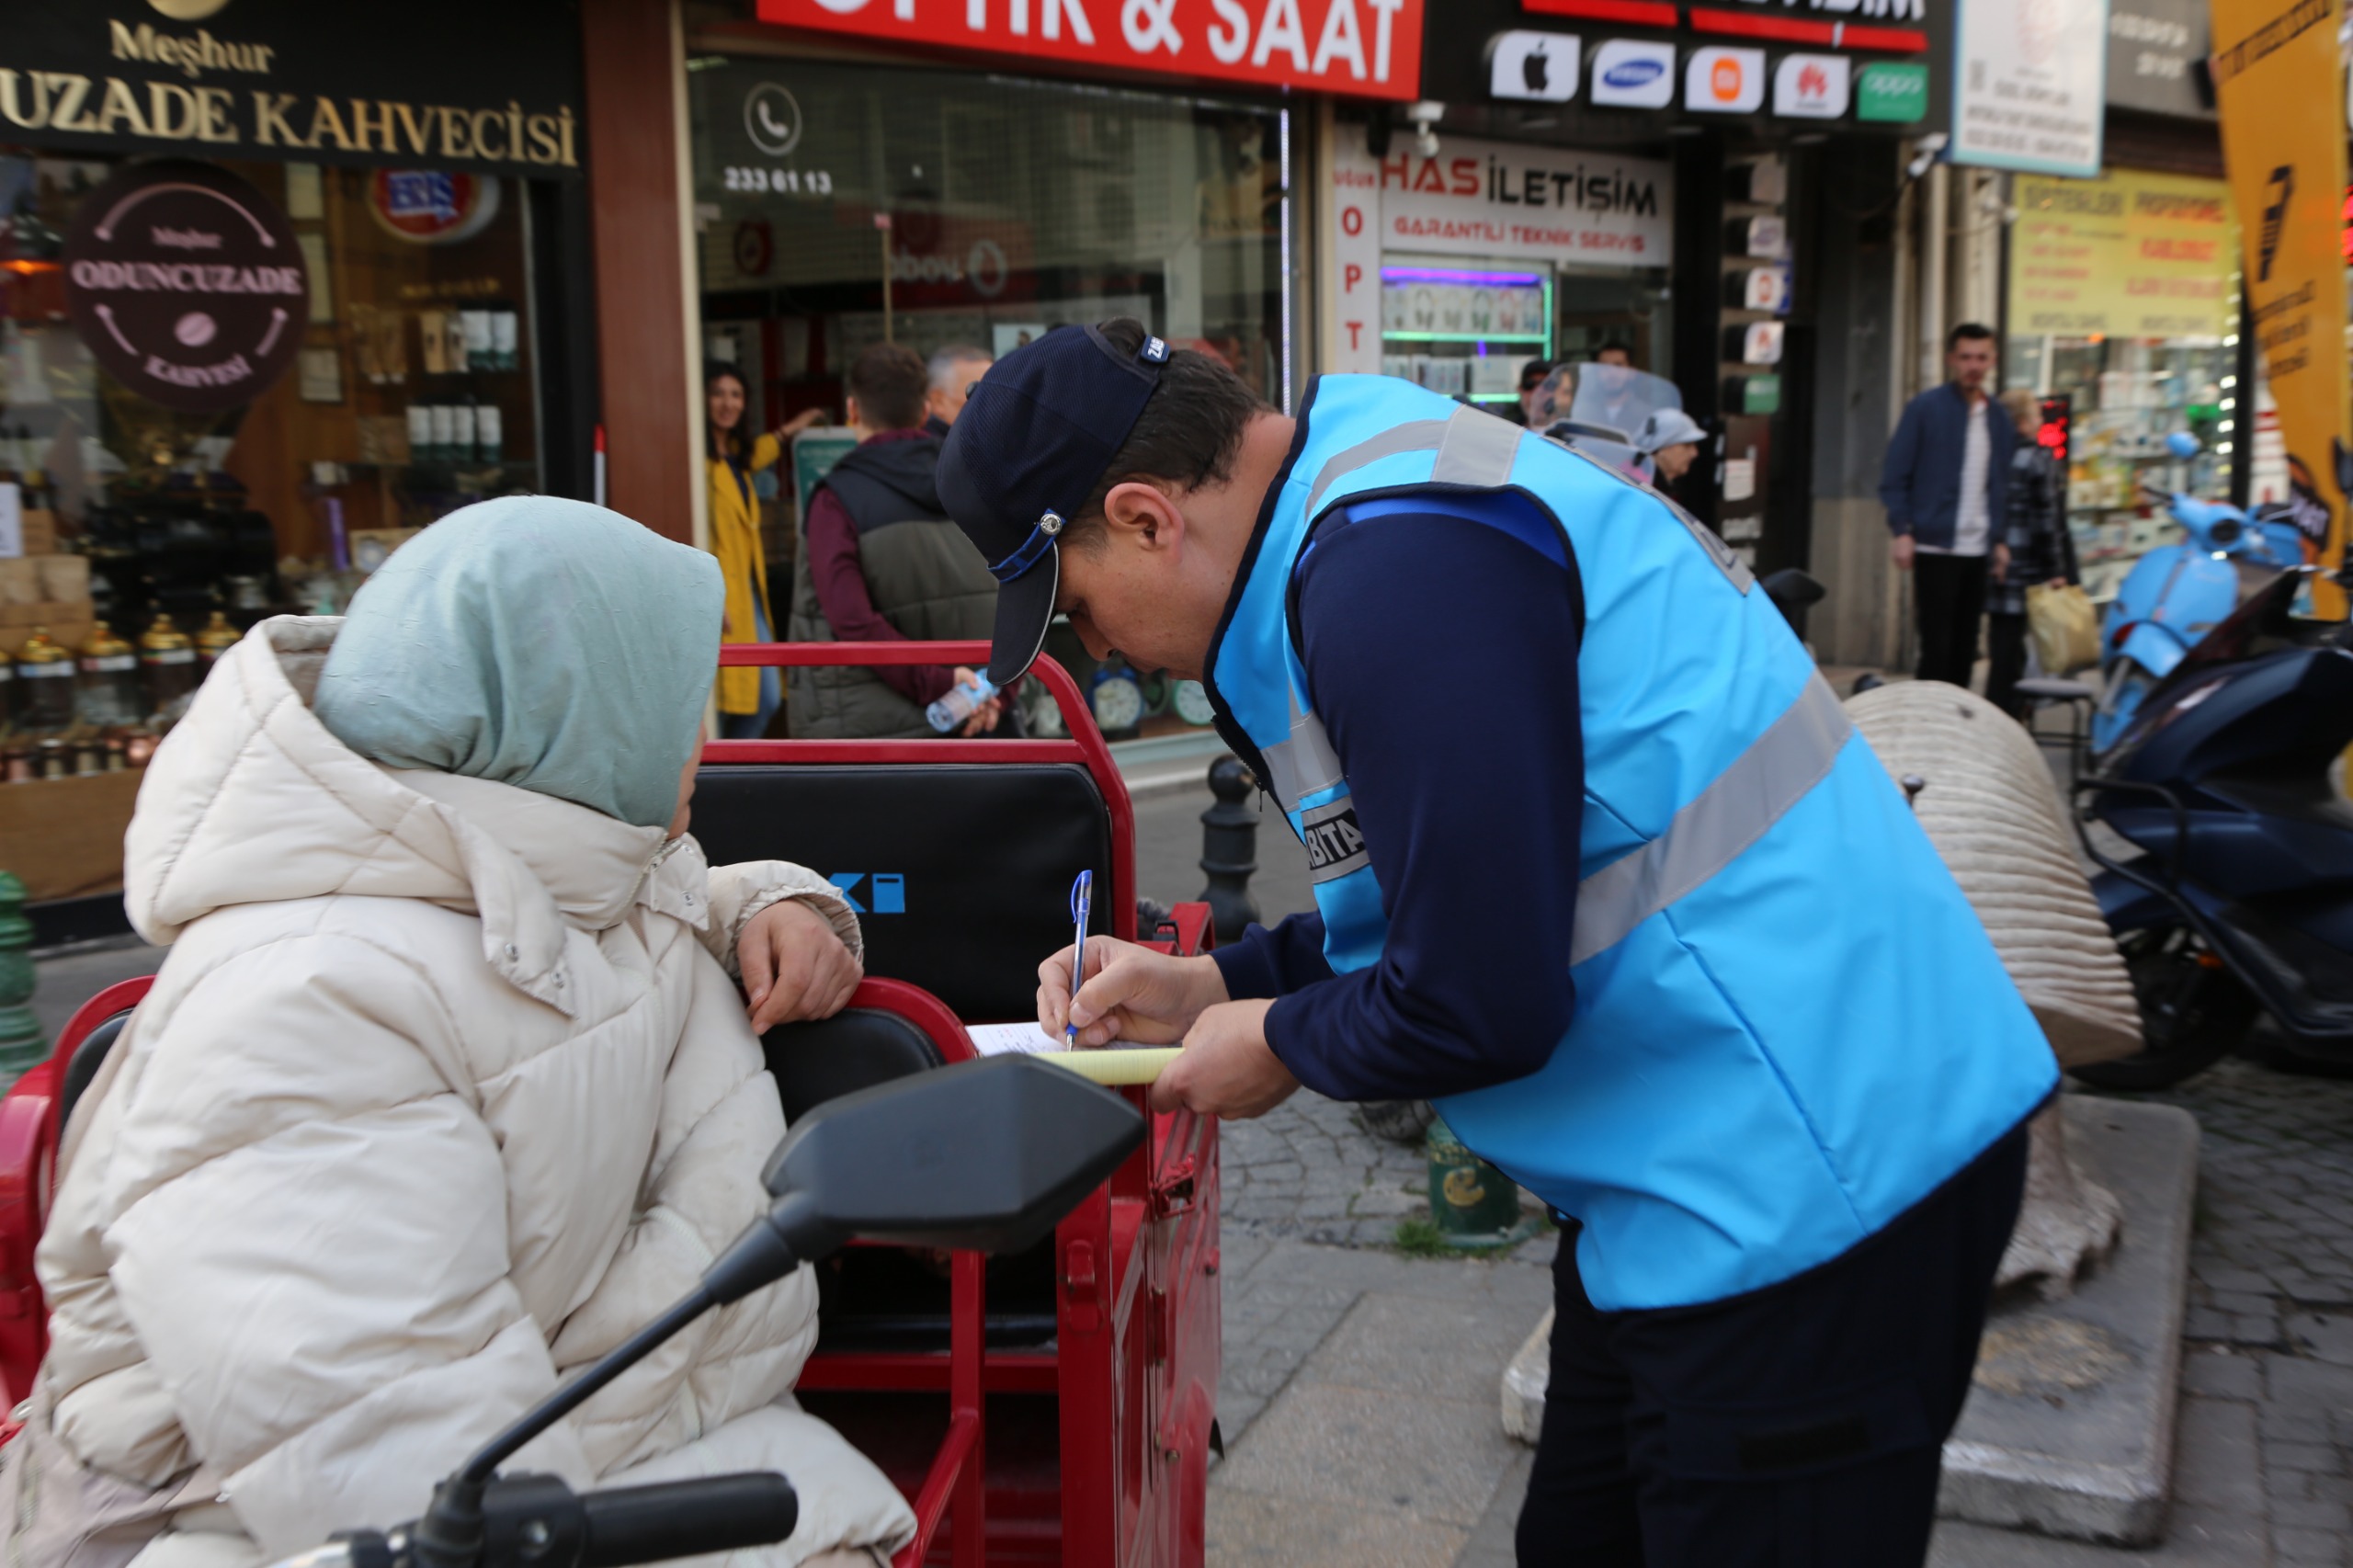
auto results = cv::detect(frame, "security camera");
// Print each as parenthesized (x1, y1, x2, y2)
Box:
(1905, 132, 1948, 181)
(1409, 100, 1444, 158)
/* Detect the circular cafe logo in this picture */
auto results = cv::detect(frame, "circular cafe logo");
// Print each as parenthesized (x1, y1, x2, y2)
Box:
(148, 0, 233, 17)
(63, 160, 306, 415)
(744, 84, 803, 157)
(367, 169, 503, 245)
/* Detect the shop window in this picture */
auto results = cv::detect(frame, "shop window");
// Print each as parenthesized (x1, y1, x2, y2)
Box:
(688, 57, 1290, 431)
(685, 55, 1290, 743)
(0, 150, 543, 643)
(2004, 168, 2245, 604)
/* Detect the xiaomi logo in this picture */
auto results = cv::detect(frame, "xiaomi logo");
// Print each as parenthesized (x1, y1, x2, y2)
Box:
(1685, 46, 1764, 114)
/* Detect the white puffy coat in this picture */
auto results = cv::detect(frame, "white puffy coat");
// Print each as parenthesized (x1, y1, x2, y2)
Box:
(30, 619, 915, 1567)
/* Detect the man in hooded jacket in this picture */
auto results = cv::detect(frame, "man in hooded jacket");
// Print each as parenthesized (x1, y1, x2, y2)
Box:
(786, 343, 1002, 737)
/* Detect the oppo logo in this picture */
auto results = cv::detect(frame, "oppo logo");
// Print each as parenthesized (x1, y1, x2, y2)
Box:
(1604, 59, 1664, 88)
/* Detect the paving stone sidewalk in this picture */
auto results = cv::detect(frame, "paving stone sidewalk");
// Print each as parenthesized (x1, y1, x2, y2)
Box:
(1199, 1054, 2353, 1566)
(2091, 1055, 2353, 1567)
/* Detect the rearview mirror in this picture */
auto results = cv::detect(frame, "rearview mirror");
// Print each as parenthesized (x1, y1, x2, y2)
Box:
(762, 1053, 1143, 1257)
(455, 1055, 1145, 1490)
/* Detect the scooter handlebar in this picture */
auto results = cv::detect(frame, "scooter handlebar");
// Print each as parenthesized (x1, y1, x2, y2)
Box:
(580, 1475, 799, 1568)
(259, 1473, 801, 1568)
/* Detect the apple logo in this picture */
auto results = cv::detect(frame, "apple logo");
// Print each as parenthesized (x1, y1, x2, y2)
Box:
(1524, 43, 1550, 94)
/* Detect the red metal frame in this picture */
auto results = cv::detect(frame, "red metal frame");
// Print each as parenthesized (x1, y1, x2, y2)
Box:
(0, 644, 1218, 1564)
(0, 975, 157, 1414)
(710, 644, 1217, 1568)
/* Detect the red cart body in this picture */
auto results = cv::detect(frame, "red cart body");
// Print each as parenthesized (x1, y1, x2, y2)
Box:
(0, 643, 1219, 1568)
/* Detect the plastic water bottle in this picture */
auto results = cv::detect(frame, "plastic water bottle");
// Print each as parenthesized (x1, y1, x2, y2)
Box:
(926, 674, 996, 733)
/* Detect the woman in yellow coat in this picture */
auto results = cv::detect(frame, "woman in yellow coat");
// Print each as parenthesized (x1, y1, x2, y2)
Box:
(706, 363, 824, 738)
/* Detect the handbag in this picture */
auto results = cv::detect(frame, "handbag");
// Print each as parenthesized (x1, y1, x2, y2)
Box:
(2026, 580, 2099, 675)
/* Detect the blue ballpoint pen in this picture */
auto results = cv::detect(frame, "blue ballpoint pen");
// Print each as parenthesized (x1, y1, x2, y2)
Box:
(1067, 869, 1093, 1047)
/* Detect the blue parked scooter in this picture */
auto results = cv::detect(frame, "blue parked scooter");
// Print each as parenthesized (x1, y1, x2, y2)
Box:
(2091, 432, 2305, 759)
(2069, 564, 2353, 1089)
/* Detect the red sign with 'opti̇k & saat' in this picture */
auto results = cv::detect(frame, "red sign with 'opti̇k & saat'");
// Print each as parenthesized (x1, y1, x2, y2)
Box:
(756, 0, 1427, 101)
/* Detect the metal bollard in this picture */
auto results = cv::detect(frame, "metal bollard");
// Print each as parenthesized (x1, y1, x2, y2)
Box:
(1197, 755, 1260, 947)
(0, 872, 47, 1091)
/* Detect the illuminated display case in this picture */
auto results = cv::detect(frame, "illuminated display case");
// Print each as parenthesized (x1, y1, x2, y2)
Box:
(1377, 262, 1553, 407)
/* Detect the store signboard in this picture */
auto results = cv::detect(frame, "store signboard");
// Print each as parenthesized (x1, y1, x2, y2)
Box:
(1949, 0, 2109, 176)
(1685, 46, 1766, 112)
(1322, 125, 1668, 375)
(0, 0, 583, 176)
(1431, 0, 1955, 131)
(1589, 39, 1677, 107)
(1371, 133, 1674, 266)
(1772, 53, 1852, 117)
(1857, 61, 1930, 119)
(63, 159, 308, 413)
(1490, 31, 1579, 101)
(2105, 0, 2212, 117)
(756, 0, 1428, 102)
(2213, 0, 2351, 614)
(2007, 168, 2236, 339)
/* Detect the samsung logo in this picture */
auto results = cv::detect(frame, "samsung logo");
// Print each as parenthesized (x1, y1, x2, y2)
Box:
(1603, 59, 1664, 87)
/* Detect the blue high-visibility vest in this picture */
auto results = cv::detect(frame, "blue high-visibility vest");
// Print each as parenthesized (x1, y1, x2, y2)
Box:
(1204, 376, 2055, 1311)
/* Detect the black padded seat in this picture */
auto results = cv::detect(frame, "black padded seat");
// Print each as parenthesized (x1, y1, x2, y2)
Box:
(693, 762, 1113, 1022)
(763, 1009, 945, 1125)
(60, 1011, 133, 1136)
(762, 1009, 1057, 1350)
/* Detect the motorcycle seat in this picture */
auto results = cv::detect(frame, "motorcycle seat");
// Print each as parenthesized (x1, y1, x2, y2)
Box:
(2199, 772, 2353, 836)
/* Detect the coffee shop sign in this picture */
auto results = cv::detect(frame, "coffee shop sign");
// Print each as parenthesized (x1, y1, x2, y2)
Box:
(0, 17, 578, 167)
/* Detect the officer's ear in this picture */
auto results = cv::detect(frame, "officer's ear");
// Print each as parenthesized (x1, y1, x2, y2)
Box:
(1099, 478, 1187, 556)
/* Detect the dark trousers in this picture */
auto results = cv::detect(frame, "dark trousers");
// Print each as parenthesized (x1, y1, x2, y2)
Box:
(1516, 1128, 2028, 1568)
(1913, 552, 1989, 688)
(1984, 612, 2029, 720)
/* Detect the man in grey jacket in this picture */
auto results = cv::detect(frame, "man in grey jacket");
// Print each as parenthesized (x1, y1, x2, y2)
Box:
(1880, 323, 2014, 687)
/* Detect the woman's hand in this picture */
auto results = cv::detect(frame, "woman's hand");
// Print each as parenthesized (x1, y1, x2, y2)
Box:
(1992, 542, 2011, 582)
(1150, 999, 1301, 1118)
(776, 408, 827, 439)
(1039, 937, 1227, 1047)
(740, 898, 863, 1031)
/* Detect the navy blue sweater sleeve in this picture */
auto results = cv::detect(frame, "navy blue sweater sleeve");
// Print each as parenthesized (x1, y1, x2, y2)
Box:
(1211, 909, 1334, 1000)
(1236, 503, 1585, 1103)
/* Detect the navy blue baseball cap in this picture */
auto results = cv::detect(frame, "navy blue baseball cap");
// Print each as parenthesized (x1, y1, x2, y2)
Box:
(938, 324, 1170, 686)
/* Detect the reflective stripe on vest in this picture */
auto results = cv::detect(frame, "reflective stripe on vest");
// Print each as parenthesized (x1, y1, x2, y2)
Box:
(1290, 402, 1833, 962)
(1260, 687, 1347, 811)
(1568, 677, 1851, 964)
(1306, 404, 1756, 594)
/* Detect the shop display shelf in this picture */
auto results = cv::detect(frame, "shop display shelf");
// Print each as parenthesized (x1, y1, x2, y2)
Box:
(1381, 331, 1550, 344)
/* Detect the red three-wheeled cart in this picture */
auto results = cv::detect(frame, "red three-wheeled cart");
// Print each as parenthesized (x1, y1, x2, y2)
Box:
(0, 642, 1222, 1568)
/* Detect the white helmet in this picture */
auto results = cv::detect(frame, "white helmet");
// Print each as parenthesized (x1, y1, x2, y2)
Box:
(1633, 407, 1707, 456)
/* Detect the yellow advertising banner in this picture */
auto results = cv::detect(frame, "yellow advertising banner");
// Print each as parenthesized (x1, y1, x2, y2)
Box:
(2211, 0, 2351, 616)
(2008, 169, 2238, 340)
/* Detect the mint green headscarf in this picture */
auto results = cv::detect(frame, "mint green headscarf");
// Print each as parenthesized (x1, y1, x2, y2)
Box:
(314, 496, 723, 829)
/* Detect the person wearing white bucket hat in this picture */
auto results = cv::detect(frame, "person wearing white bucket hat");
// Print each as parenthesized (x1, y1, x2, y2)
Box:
(1634, 407, 1709, 494)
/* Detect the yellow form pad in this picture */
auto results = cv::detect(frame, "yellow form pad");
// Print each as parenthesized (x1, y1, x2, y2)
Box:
(1038, 1048, 1182, 1085)
(963, 1022, 1180, 1085)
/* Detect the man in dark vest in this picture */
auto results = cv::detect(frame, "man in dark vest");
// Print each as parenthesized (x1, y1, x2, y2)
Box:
(787, 343, 1004, 737)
